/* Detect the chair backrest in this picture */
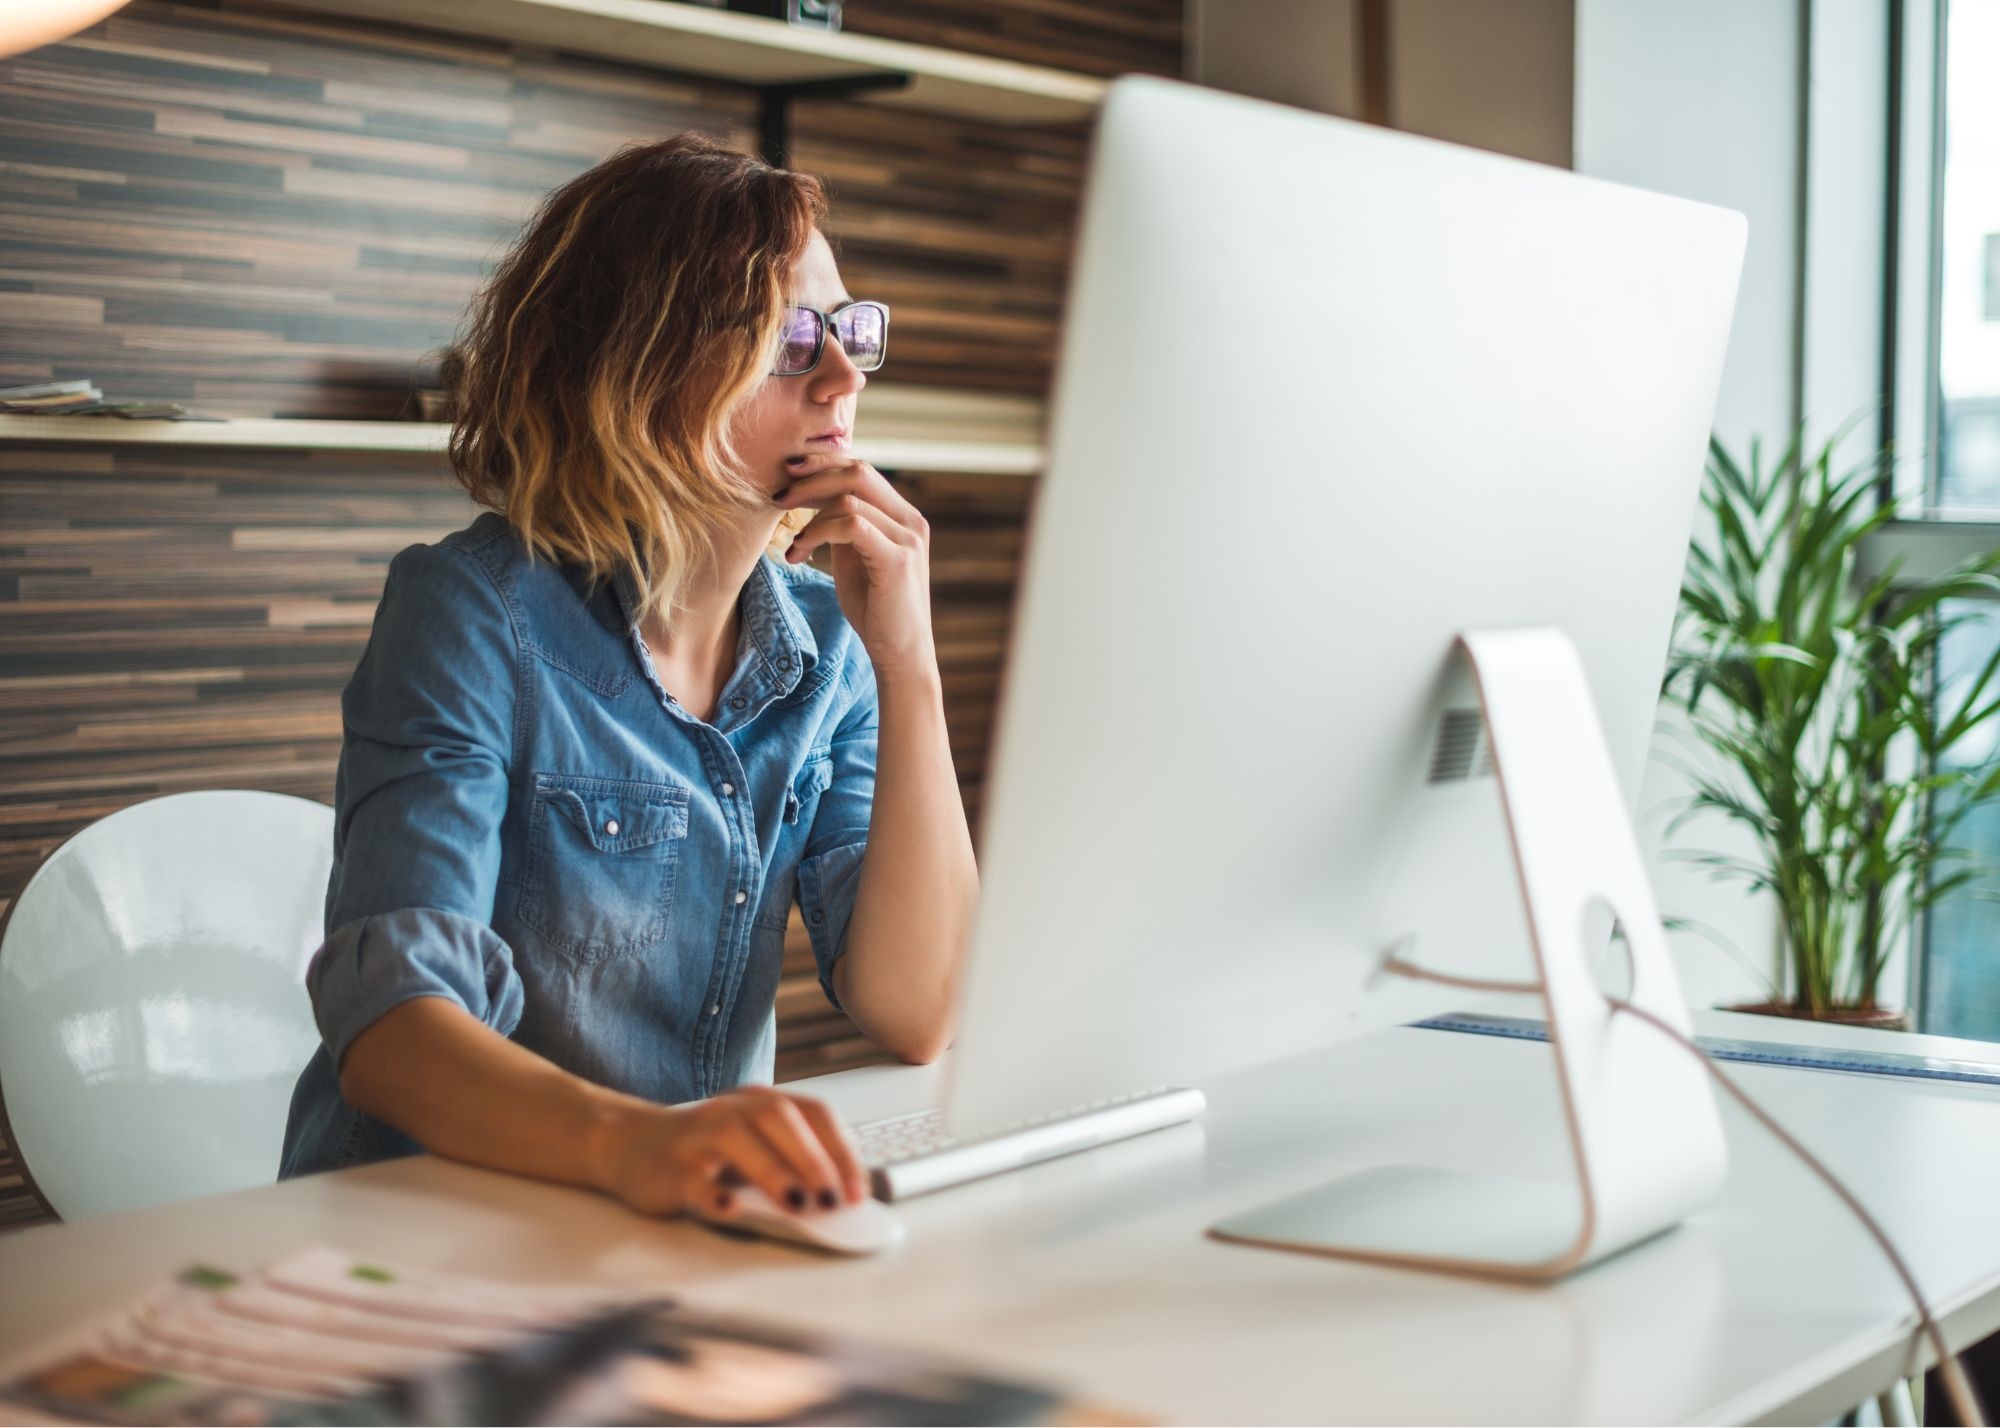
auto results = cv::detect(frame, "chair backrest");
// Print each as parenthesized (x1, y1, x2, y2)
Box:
(0, 790, 332, 1221)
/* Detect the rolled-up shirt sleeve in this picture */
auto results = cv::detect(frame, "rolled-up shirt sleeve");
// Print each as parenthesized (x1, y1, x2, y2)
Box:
(308, 541, 524, 1072)
(796, 649, 878, 1010)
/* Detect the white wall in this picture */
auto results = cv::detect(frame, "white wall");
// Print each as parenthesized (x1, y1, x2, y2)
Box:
(1575, 1, 1805, 454)
(1574, 0, 1807, 1009)
(1801, 0, 1889, 458)
(1577, 1, 1903, 1010)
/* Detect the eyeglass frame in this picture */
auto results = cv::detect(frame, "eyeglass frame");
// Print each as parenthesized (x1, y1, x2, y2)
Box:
(772, 299, 891, 377)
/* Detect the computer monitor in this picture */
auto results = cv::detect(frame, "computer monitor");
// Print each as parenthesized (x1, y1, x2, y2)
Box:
(937, 76, 1746, 1272)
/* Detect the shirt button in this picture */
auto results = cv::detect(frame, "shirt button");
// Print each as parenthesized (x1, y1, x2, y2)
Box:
(729, 695, 748, 710)
(707, 1004, 720, 1017)
(603, 819, 619, 836)
(734, 890, 748, 905)
(720, 782, 735, 796)
(810, 910, 825, 924)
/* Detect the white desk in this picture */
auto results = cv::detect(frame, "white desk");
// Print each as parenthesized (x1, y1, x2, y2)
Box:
(5, 1018, 2000, 1425)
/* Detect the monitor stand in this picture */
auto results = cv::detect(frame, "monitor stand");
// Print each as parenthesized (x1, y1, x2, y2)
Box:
(1209, 628, 1728, 1281)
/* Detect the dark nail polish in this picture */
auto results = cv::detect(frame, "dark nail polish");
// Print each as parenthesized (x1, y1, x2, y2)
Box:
(818, 1188, 838, 1210)
(785, 1185, 808, 1211)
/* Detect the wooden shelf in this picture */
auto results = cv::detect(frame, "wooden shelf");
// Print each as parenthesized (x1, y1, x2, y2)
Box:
(0, 386, 1046, 475)
(0, 417, 445, 452)
(259, 0, 1108, 124)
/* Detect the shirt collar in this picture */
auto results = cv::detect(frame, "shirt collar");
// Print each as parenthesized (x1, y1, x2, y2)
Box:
(738, 555, 820, 691)
(610, 555, 819, 698)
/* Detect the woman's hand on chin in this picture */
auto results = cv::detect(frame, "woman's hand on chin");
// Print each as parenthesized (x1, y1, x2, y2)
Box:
(593, 1085, 870, 1219)
(773, 454, 937, 684)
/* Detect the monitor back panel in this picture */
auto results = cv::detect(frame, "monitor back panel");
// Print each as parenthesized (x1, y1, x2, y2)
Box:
(945, 76, 1746, 1138)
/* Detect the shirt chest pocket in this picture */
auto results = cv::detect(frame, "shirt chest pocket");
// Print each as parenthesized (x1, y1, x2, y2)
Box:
(783, 748, 833, 827)
(519, 773, 690, 963)
(754, 752, 836, 932)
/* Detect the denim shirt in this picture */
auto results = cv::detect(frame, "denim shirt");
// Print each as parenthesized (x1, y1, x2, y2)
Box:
(278, 511, 877, 1178)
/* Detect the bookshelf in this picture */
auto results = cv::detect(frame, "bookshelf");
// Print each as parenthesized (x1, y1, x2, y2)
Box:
(0, 387, 1047, 476)
(260, 0, 1108, 125)
(0, 417, 444, 452)
(0, 0, 1171, 1235)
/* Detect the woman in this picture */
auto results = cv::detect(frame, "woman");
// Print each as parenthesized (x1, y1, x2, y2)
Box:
(278, 134, 979, 1224)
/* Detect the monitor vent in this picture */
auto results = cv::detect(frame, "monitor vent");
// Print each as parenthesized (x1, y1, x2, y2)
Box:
(1428, 708, 1496, 784)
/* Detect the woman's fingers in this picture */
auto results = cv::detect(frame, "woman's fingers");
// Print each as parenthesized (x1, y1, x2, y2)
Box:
(786, 513, 900, 568)
(787, 507, 906, 567)
(616, 1093, 871, 1220)
(681, 1151, 738, 1216)
(709, 1118, 805, 1210)
(696, 1091, 861, 1213)
(745, 1093, 846, 1209)
(778, 456, 925, 532)
(775, 459, 936, 674)
(791, 492, 907, 545)
(789, 1095, 870, 1204)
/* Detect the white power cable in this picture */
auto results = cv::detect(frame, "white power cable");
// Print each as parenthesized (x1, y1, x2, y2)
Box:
(1377, 952, 1986, 1428)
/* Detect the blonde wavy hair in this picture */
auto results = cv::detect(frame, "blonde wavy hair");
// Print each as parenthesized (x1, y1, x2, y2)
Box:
(449, 133, 826, 626)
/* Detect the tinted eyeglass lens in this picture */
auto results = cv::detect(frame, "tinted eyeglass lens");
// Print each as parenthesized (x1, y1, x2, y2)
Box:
(832, 302, 887, 371)
(776, 307, 823, 376)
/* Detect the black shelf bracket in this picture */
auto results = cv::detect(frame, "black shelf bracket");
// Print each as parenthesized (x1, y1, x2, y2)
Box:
(758, 71, 911, 168)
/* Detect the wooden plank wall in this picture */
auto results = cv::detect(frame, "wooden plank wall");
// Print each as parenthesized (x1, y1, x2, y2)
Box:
(0, 0, 1178, 1229)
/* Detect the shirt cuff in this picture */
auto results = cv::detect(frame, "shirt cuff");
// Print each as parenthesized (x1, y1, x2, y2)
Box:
(305, 907, 525, 1071)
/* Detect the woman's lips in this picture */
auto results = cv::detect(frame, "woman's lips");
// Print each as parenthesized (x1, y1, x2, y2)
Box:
(787, 430, 852, 469)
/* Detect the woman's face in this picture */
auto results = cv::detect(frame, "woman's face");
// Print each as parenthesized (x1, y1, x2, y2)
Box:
(731, 229, 867, 500)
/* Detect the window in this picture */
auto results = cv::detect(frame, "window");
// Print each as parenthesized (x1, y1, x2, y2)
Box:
(1937, 0, 2000, 510)
(1921, 601, 2000, 1037)
(1901, 0, 2000, 1037)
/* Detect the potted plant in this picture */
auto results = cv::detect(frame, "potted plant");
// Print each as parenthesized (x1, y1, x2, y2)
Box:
(1662, 426, 2000, 1027)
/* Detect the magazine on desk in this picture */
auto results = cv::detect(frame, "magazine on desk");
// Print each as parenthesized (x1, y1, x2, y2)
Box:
(0, 1246, 1106, 1426)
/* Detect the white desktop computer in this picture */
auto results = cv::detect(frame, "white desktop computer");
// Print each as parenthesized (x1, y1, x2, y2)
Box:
(852, 75, 1746, 1280)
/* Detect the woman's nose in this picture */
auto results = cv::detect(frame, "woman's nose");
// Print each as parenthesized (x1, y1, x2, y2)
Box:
(814, 335, 867, 396)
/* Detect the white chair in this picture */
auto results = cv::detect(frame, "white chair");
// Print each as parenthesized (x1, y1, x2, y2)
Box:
(0, 790, 332, 1221)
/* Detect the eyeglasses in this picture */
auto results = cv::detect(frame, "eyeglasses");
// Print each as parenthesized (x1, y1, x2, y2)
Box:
(774, 300, 889, 377)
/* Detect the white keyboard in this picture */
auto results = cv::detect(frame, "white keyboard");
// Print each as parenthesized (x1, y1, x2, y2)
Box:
(853, 1086, 1206, 1201)
(856, 1107, 958, 1162)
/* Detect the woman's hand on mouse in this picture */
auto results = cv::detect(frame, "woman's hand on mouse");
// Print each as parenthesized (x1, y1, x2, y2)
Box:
(774, 454, 936, 683)
(592, 1085, 869, 1219)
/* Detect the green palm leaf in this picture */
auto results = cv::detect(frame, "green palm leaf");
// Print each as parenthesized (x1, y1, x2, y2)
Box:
(1663, 422, 2000, 1020)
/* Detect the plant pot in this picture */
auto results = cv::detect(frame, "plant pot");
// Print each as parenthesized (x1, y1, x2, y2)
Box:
(1722, 999, 1911, 1032)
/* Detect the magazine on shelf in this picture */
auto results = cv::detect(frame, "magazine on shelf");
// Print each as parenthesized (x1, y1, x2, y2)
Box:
(0, 381, 220, 419)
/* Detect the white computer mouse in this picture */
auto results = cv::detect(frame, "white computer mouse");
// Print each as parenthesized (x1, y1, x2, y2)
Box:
(692, 1185, 907, 1256)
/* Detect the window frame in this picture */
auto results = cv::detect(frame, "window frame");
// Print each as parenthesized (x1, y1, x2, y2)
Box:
(1884, 0, 1944, 518)
(1865, 0, 2000, 1029)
